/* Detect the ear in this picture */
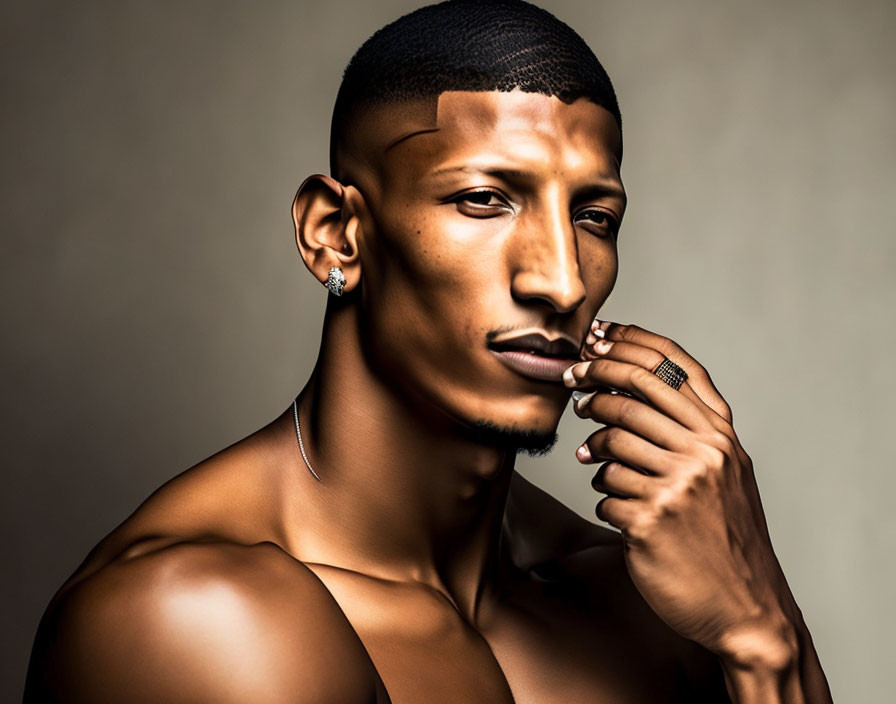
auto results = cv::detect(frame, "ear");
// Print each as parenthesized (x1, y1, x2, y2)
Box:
(292, 174, 362, 295)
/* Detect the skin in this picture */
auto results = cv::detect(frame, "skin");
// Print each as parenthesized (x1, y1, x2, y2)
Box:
(24, 90, 832, 703)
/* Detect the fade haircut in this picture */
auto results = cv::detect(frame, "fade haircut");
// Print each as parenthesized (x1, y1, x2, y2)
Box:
(329, 0, 622, 178)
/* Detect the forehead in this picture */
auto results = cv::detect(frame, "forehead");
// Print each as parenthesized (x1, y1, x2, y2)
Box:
(350, 90, 622, 188)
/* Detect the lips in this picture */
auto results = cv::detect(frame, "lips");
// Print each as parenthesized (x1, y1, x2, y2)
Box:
(488, 331, 581, 382)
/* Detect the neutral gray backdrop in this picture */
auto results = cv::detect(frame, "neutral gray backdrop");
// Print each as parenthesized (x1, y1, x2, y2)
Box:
(3, 1, 893, 700)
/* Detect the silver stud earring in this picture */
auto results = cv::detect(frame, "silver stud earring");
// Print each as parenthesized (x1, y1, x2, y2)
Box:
(325, 266, 346, 296)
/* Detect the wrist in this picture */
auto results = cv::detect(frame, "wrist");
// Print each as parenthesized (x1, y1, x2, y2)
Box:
(718, 623, 804, 704)
(717, 612, 800, 674)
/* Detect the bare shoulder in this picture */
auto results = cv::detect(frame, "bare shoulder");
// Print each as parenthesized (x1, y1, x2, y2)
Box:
(63, 410, 295, 584)
(25, 540, 385, 703)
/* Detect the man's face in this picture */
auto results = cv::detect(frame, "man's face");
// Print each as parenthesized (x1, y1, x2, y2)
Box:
(348, 90, 625, 452)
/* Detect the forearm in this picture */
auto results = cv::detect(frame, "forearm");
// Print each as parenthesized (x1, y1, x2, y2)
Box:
(720, 614, 833, 704)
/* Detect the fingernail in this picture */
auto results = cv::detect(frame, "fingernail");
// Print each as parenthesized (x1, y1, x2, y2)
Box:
(585, 330, 597, 346)
(563, 362, 590, 386)
(573, 390, 596, 413)
(594, 340, 613, 355)
(576, 443, 592, 462)
(593, 319, 612, 332)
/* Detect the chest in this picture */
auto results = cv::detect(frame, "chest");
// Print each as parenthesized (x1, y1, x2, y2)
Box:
(307, 566, 692, 704)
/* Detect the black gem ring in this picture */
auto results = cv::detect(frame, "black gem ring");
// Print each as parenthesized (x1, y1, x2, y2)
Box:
(653, 357, 688, 390)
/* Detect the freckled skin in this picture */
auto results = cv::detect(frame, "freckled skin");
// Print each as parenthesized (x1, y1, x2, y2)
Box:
(25, 92, 745, 703)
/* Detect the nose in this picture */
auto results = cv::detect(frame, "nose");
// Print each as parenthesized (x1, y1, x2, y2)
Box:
(509, 197, 587, 314)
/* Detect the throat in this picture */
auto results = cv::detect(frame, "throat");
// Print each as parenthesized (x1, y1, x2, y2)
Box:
(282, 390, 517, 619)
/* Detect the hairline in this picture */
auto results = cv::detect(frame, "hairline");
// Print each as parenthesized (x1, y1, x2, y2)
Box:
(330, 89, 622, 181)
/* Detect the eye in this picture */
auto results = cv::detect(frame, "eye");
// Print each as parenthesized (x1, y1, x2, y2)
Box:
(574, 208, 619, 238)
(449, 189, 512, 218)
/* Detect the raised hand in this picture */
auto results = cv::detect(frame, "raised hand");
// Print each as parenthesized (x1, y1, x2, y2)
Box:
(563, 319, 801, 671)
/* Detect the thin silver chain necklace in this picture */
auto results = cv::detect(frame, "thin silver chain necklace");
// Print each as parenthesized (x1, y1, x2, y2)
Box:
(293, 398, 322, 482)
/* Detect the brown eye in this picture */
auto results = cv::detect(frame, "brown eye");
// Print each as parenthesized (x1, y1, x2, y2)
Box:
(451, 189, 511, 217)
(574, 209, 618, 238)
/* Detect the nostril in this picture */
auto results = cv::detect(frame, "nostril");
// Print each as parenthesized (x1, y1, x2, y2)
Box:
(510, 273, 587, 315)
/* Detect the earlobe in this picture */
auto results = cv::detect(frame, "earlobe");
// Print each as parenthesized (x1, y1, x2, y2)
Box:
(292, 174, 361, 295)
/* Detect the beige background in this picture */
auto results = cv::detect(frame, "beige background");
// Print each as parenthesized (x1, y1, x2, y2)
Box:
(2, 0, 893, 700)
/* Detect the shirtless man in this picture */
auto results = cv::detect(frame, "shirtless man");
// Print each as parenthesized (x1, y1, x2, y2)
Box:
(24, 1, 832, 702)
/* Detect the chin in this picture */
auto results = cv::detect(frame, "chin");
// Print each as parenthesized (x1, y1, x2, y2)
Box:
(416, 369, 567, 453)
(463, 416, 560, 456)
(455, 392, 564, 456)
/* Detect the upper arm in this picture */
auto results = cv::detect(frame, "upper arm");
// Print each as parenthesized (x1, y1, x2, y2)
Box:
(25, 542, 382, 703)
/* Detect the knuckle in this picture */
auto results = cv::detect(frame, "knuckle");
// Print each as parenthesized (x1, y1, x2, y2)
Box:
(718, 401, 734, 423)
(662, 339, 685, 361)
(630, 366, 654, 388)
(617, 324, 639, 340)
(707, 430, 734, 451)
(667, 339, 686, 355)
(676, 461, 709, 495)
(698, 444, 727, 472)
(687, 358, 708, 379)
(626, 513, 656, 544)
(682, 457, 711, 483)
(666, 338, 697, 366)
(652, 487, 681, 518)
(604, 427, 624, 453)
(705, 415, 731, 437)
(617, 399, 639, 425)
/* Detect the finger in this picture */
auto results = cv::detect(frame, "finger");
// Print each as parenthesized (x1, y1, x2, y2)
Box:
(592, 461, 650, 498)
(594, 495, 639, 533)
(566, 357, 714, 434)
(582, 335, 736, 436)
(601, 322, 733, 423)
(578, 425, 679, 476)
(575, 390, 695, 454)
(580, 337, 708, 419)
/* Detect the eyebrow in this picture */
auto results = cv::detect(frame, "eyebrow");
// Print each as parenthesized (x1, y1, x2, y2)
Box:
(428, 165, 626, 200)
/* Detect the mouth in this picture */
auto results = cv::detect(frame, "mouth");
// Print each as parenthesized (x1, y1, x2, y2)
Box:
(487, 331, 581, 382)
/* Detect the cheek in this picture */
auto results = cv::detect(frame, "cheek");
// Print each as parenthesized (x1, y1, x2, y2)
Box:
(582, 239, 619, 301)
(359, 209, 487, 374)
(365, 203, 496, 310)
(360, 271, 491, 425)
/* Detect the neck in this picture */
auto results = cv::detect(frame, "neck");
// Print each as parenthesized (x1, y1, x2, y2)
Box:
(280, 302, 519, 621)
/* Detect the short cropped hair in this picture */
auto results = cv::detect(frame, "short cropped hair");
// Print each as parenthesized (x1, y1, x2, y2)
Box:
(329, 0, 622, 176)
